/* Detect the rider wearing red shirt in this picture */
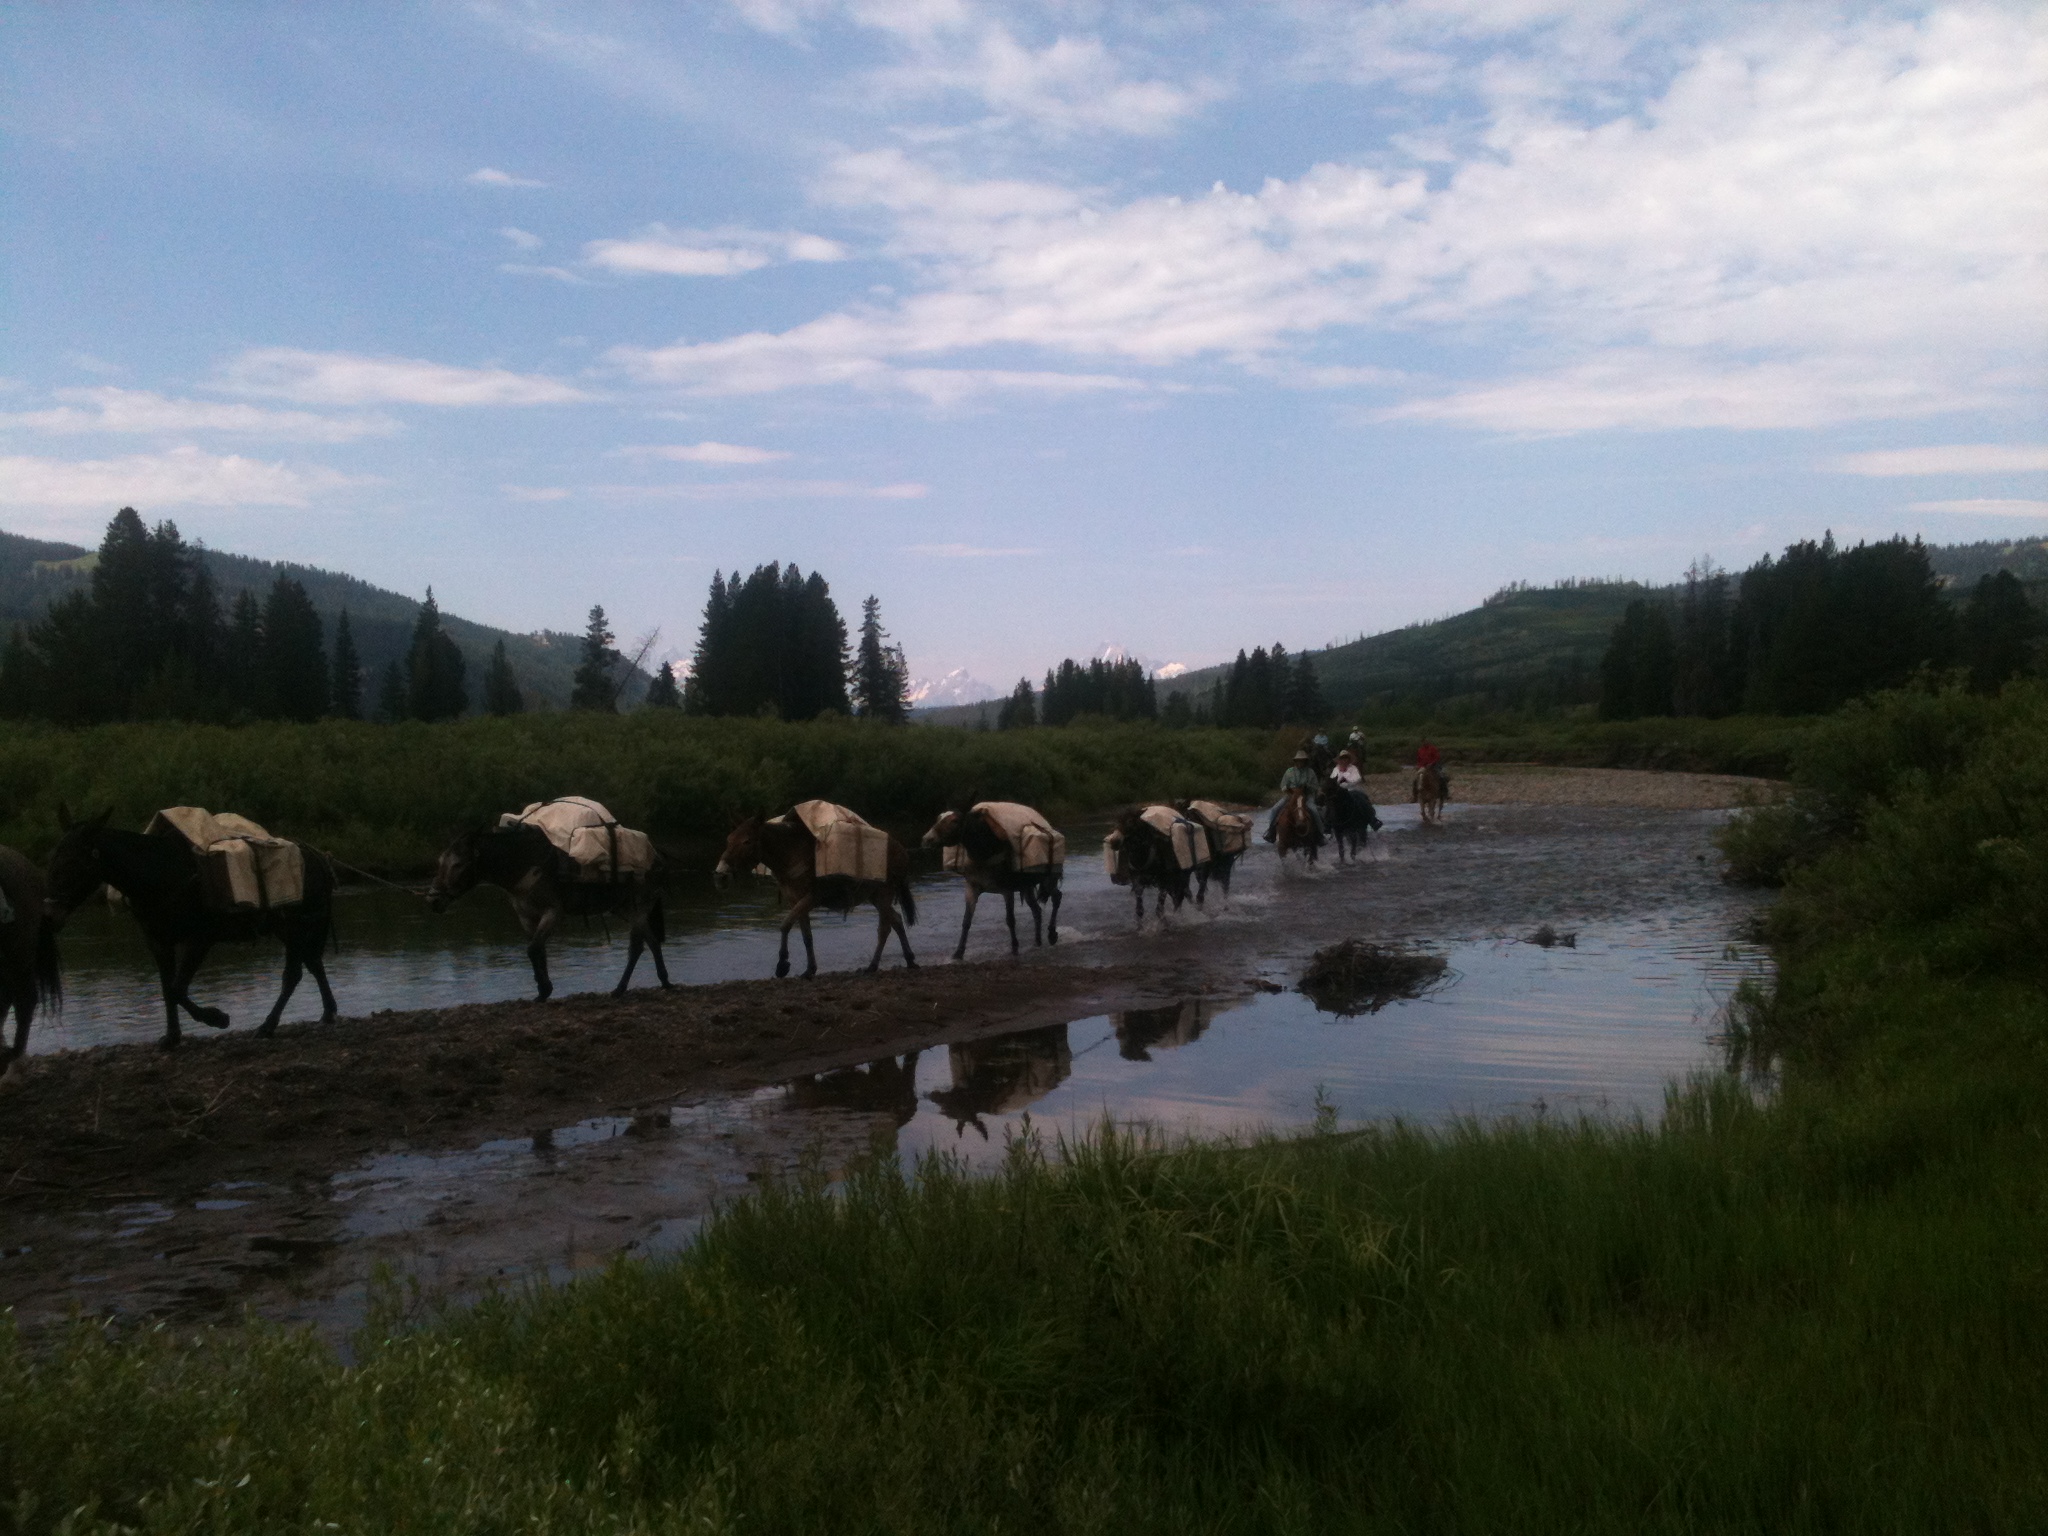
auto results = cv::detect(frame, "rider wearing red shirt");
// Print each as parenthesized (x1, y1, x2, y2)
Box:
(1417, 740, 1441, 769)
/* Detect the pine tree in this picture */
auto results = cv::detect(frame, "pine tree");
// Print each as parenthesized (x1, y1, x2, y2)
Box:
(570, 604, 622, 712)
(261, 576, 329, 722)
(484, 639, 525, 715)
(996, 676, 1037, 729)
(1959, 571, 2039, 693)
(1285, 652, 1326, 723)
(851, 596, 909, 722)
(329, 609, 363, 720)
(405, 588, 467, 721)
(643, 661, 682, 709)
(681, 564, 851, 718)
(1599, 600, 1676, 720)
(222, 589, 266, 715)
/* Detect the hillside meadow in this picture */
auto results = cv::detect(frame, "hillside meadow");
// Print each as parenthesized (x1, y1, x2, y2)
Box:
(1, 680, 2042, 1531)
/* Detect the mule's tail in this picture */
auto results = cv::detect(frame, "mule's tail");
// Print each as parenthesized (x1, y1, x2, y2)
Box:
(34, 922, 60, 1016)
(895, 871, 918, 927)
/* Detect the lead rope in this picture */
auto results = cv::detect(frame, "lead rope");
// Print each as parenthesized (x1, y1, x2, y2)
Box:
(306, 846, 438, 905)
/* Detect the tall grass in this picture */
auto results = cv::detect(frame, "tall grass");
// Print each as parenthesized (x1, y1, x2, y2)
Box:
(3, 683, 2043, 1531)
(0, 715, 1297, 873)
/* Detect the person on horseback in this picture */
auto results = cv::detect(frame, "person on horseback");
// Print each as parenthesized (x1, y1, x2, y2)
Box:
(1264, 749, 1326, 841)
(1414, 738, 1450, 803)
(1330, 748, 1384, 831)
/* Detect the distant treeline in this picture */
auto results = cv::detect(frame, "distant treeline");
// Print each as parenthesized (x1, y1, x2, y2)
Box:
(1600, 536, 2043, 721)
(991, 646, 1324, 732)
(680, 563, 909, 723)
(0, 510, 658, 728)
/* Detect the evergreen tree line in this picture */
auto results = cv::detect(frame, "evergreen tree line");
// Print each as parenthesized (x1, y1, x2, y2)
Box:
(681, 563, 907, 722)
(993, 645, 1325, 731)
(1599, 537, 2043, 721)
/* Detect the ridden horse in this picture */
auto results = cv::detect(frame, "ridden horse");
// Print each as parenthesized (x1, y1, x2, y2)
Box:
(1175, 800, 1247, 907)
(1415, 762, 1447, 827)
(921, 806, 1062, 960)
(1319, 781, 1380, 864)
(43, 807, 336, 1050)
(715, 813, 917, 979)
(0, 846, 61, 1073)
(1108, 806, 1199, 925)
(1273, 787, 1324, 865)
(428, 822, 671, 1001)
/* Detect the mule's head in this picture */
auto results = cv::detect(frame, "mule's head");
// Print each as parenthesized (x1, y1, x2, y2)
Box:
(43, 804, 112, 929)
(920, 809, 963, 850)
(715, 815, 764, 889)
(426, 826, 487, 913)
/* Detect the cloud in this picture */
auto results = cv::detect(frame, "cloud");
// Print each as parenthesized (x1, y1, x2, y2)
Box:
(1905, 498, 2048, 518)
(0, 447, 365, 510)
(904, 542, 1040, 557)
(616, 441, 793, 464)
(0, 387, 397, 443)
(582, 225, 847, 277)
(498, 226, 544, 250)
(467, 166, 547, 188)
(500, 263, 592, 285)
(598, 478, 926, 501)
(613, 8, 2045, 433)
(219, 348, 588, 406)
(502, 485, 572, 501)
(1826, 445, 2048, 477)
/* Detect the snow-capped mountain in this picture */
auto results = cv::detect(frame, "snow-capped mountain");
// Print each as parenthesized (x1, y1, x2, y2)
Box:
(907, 669, 1002, 708)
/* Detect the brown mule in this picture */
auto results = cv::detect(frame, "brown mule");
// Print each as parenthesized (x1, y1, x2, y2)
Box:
(715, 813, 918, 978)
(1273, 786, 1323, 864)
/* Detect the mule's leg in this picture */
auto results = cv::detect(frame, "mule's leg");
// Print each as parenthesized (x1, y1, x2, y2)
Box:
(953, 887, 980, 962)
(4, 988, 27, 1067)
(867, 899, 893, 973)
(1133, 884, 1145, 927)
(776, 909, 797, 978)
(647, 896, 673, 988)
(1001, 890, 1020, 955)
(888, 895, 917, 970)
(151, 942, 183, 1050)
(614, 923, 645, 996)
(1020, 887, 1044, 947)
(1046, 880, 1062, 945)
(258, 944, 305, 1037)
(306, 945, 339, 1023)
(524, 907, 560, 1001)
(795, 900, 820, 978)
(173, 942, 229, 1029)
(1195, 865, 1209, 908)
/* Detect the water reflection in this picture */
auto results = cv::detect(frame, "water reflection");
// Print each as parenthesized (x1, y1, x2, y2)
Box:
(928, 1026, 1073, 1138)
(1114, 1000, 1215, 1061)
(785, 1052, 924, 1129)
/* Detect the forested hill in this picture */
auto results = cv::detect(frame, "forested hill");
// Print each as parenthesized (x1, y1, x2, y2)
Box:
(0, 528, 641, 711)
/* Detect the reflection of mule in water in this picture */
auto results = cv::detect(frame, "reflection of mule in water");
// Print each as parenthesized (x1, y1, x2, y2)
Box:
(0, 846, 61, 1072)
(427, 822, 671, 1001)
(1415, 763, 1447, 826)
(1318, 781, 1380, 864)
(1105, 807, 1204, 926)
(1113, 1000, 1214, 1062)
(785, 1050, 924, 1131)
(715, 811, 917, 979)
(43, 807, 336, 1050)
(1176, 800, 1252, 906)
(920, 804, 1062, 960)
(928, 1024, 1072, 1138)
(1273, 787, 1324, 865)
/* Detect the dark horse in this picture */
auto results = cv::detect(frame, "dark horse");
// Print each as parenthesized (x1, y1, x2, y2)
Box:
(921, 806, 1062, 960)
(0, 845, 61, 1072)
(1108, 806, 1199, 925)
(428, 822, 671, 1001)
(1273, 787, 1323, 865)
(1319, 781, 1381, 864)
(43, 808, 336, 1050)
(1176, 800, 1248, 907)
(715, 813, 917, 978)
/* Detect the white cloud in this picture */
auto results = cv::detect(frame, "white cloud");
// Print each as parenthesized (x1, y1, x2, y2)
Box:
(503, 485, 572, 501)
(500, 263, 592, 285)
(0, 387, 397, 442)
(582, 225, 846, 277)
(905, 542, 1039, 557)
(468, 166, 548, 188)
(1905, 498, 2048, 518)
(618, 7, 2046, 433)
(616, 441, 794, 464)
(219, 348, 588, 406)
(0, 448, 365, 510)
(595, 478, 926, 501)
(499, 226, 545, 250)
(1827, 444, 2048, 477)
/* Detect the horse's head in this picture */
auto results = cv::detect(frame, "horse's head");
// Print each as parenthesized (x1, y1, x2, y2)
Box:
(426, 826, 488, 913)
(43, 803, 113, 929)
(715, 815, 765, 889)
(920, 809, 963, 850)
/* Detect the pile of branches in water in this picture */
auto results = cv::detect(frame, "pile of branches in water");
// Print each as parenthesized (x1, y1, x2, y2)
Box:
(1298, 940, 1450, 1017)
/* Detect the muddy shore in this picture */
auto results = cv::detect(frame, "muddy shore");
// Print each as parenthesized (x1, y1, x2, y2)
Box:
(0, 768, 1776, 1336)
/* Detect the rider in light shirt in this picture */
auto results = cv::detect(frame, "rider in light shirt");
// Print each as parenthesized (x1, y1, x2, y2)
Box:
(1264, 749, 1325, 841)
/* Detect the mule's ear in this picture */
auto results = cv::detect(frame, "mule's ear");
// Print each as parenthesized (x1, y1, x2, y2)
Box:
(57, 801, 72, 831)
(92, 808, 113, 829)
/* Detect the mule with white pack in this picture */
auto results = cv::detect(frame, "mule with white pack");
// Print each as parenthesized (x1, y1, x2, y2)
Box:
(715, 801, 917, 978)
(921, 801, 1065, 959)
(428, 797, 669, 1001)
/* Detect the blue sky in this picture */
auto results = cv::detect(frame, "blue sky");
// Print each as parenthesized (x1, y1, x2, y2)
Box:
(3, 1, 2043, 694)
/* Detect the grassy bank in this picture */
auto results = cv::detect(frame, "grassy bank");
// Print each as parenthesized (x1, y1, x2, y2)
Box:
(0, 715, 1297, 874)
(4, 684, 2043, 1531)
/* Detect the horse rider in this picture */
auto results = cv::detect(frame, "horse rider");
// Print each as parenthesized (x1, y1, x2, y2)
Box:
(1330, 748, 1384, 830)
(1307, 732, 1334, 778)
(1265, 749, 1326, 841)
(1415, 737, 1449, 799)
(1346, 726, 1367, 756)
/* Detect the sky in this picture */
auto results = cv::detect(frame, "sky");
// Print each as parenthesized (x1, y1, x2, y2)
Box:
(3, 1, 2044, 693)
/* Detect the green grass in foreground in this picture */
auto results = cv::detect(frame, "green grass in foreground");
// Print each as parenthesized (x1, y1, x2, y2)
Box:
(3, 683, 2043, 1531)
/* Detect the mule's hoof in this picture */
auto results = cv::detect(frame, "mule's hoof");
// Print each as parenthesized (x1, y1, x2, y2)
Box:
(257, 1020, 278, 1038)
(611, 984, 628, 998)
(200, 1011, 230, 1030)
(775, 958, 791, 978)
(952, 949, 968, 963)
(321, 1010, 338, 1025)
(159, 1035, 181, 1052)
(905, 958, 919, 970)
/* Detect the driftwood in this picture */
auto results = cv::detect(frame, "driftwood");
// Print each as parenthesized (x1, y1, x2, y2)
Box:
(1297, 940, 1449, 1017)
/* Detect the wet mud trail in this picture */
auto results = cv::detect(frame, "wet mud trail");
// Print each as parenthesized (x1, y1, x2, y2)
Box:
(1, 773, 1776, 1342)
